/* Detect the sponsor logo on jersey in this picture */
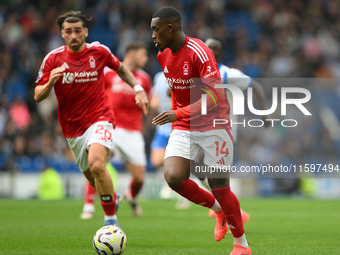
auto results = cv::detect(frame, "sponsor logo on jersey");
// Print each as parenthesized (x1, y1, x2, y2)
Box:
(62, 71, 98, 84)
(89, 56, 96, 68)
(63, 72, 75, 83)
(165, 77, 194, 88)
(164, 66, 169, 73)
(204, 69, 218, 78)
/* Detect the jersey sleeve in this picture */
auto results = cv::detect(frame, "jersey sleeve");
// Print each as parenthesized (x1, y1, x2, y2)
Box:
(106, 53, 120, 71)
(99, 44, 120, 71)
(104, 67, 116, 91)
(195, 43, 221, 81)
(226, 68, 252, 91)
(35, 55, 53, 86)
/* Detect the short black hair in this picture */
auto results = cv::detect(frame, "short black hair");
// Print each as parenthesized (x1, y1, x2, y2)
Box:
(125, 42, 147, 55)
(209, 37, 225, 52)
(152, 6, 182, 23)
(56, 11, 92, 30)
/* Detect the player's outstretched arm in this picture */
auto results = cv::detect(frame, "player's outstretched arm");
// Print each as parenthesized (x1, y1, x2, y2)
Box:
(152, 110, 177, 126)
(252, 80, 270, 126)
(34, 66, 65, 103)
(115, 62, 149, 115)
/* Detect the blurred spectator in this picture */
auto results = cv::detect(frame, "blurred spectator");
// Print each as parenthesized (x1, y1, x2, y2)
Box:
(0, 96, 9, 137)
(37, 166, 65, 200)
(9, 96, 31, 131)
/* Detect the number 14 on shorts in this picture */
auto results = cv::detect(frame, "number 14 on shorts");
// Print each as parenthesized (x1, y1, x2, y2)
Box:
(214, 141, 229, 157)
(214, 141, 229, 165)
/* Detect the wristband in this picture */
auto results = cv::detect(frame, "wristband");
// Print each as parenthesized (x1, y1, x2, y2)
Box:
(133, 84, 144, 92)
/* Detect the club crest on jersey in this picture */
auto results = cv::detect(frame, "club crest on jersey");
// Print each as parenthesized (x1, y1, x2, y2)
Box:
(183, 62, 189, 75)
(89, 56, 96, 68)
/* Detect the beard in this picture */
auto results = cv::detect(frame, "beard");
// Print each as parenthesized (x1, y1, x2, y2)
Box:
(158, 44, 165, 52)
(68, 39, 84, 51)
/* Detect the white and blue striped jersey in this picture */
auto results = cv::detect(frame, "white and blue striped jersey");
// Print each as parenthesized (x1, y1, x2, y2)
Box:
(219, 64, 252, 140)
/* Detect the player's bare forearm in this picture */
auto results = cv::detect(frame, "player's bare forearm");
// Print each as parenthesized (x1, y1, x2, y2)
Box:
(116, 63, 150, 115)
(116, 63, 149, 115)
(116, 62, 139, 88)
(34, 83, 53, 102)
(152, 110, 177, 125)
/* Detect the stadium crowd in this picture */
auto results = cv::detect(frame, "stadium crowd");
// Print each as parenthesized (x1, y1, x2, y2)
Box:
(0, 0, 339, 183)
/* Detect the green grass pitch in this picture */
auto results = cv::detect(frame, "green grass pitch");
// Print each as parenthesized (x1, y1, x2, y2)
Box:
(0, 198, 339, 254)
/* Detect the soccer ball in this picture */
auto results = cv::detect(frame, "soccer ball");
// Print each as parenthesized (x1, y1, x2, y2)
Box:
(93, 225, 127, 255)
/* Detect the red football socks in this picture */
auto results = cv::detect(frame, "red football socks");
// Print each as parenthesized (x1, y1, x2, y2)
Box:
(212, 186, 244, 238)
(100, 193, 116, 216)
(171, 179, 215, 208)
(84, 181, 96, 204)
(130, 180, 143, 199)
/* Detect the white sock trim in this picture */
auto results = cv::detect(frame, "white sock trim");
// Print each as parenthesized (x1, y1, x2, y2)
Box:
(210, 199, 222, 212)
(83, 203, 95, 213)
(104, 215, 117, 221)
(234, 234, 249, 248)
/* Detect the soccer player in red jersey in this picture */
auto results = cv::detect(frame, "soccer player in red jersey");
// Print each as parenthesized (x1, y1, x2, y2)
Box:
(34, 11, 149, 228)
(151, 6, 251, 255)
(81, 42, 151, 218)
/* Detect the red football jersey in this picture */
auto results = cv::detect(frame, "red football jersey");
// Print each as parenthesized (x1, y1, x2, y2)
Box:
(157, 36, 231, 131)
(104, 67, 151, 131)
(35, 42, 120, 137)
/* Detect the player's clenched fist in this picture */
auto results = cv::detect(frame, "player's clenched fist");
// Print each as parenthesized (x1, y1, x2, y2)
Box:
(49, 66, 66, 85)
(34, 66, 66, 102)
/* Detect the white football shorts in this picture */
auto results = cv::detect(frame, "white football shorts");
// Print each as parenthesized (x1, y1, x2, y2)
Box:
(66, 121, 115, 172)
(164, 129, 234, 168)
(113, 127, 146, 167)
